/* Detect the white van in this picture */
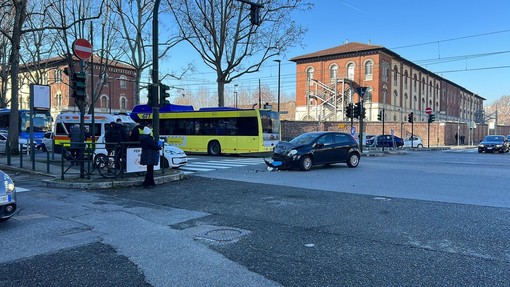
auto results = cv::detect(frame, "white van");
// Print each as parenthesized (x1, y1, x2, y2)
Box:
(53, 113, 187, 169)
(53, 113, 137, 154)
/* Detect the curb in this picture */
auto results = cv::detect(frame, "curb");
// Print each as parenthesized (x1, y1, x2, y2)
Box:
(43, 172, 184, 189)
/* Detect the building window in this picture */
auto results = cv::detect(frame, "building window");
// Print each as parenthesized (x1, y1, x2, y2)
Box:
(306, 67, 314, 83)
(393, 90, 398, 106)
(346, 63, 355, 80)
(55, 93, 62, 108)
(422, 77, 425, 93)
(55, 70, 63, 83)
(100, 95, 108, 111)
(364, 87, 373, 102)
(364, 60, 373, 80)
(120, 94, 127, 111)
(382, 61, 389, 83)
(404, 70, 408, 89)
(413, 75, 417, 91)
(393, 66, 398, 85)
(329, 64, 338, 81)
(119, 75, 127, 89)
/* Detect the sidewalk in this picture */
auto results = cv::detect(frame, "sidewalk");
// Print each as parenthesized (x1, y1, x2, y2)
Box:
(0, 151, 183, 189)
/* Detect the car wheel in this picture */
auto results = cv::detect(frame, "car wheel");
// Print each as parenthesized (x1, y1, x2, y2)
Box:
(478, 150, 482, 153)
(207, 141, 221, 156)
(417, 144, 423, 148)
(347, 153, 360, 168)
(299, 155, 313, 171)
(161, 156, 169, 168)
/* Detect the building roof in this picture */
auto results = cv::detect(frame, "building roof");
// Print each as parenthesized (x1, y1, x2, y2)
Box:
(290, 42, 386, 62)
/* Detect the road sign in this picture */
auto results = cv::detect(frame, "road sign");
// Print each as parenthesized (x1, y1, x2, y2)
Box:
(350, 126, 356, 136)
(72, 39, 92, 60)
(425, 107, 432, 114)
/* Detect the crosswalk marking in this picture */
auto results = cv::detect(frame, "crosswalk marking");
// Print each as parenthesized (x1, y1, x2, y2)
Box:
(16, 187, 30, 193)
(178, 158, 265, 175)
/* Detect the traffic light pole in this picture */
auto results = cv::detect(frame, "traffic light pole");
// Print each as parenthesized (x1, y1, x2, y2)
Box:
(78, 60, 85, 178)
(359, 99, 364, 153)
(152, 0, 161, 140)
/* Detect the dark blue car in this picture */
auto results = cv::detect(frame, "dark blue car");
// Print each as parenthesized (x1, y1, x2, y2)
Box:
(266, 132, 360, 171)
(366, 135, 404, 148)
(478, 135, 509, 153)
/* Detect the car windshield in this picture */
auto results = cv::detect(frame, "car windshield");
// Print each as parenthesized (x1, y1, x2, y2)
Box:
(290, 133, 318, 145)
(484, 136, 504, 142)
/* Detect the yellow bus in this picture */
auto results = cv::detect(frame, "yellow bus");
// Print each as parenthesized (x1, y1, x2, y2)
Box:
(130, 104, 280, 155)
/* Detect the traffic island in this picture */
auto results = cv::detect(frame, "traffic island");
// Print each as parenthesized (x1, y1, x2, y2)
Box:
(43, 171, 184, 190)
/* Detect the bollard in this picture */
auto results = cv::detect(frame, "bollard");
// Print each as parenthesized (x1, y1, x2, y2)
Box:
(19, 144, 23, 168)
(47, 150, 50, 174)
(6, 140, 10, 166)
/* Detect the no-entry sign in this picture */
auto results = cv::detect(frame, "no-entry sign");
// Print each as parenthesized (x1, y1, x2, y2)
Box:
(72, 38, 92, 60)
(425, 107, 432, 114)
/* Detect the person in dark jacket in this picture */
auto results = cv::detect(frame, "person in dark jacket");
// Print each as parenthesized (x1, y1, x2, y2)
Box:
(68, 124, 89, 164)
(139, 126, 161, 188)
(105, 120, 129, 157)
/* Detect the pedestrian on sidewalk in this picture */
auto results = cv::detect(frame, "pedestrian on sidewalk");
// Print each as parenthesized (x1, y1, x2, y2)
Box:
(139, 126, 161, 188)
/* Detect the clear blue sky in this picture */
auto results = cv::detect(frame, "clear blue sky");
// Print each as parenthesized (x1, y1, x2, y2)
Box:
(162, 0, 510, 106)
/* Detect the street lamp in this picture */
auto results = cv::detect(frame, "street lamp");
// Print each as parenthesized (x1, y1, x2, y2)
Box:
(273, 59, 281, 113)
(234, 84, 238, 108)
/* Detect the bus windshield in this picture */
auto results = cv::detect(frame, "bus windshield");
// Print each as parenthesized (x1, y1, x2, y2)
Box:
(20, 111, 52, 132)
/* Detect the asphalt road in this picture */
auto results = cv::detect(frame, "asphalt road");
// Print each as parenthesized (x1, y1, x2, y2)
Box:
(1, 149, 510, 286)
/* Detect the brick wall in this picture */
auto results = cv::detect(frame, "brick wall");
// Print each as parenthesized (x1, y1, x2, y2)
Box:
(281, 120, 510, 145)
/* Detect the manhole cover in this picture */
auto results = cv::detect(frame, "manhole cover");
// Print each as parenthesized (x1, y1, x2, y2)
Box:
(202, 228, 243, 242)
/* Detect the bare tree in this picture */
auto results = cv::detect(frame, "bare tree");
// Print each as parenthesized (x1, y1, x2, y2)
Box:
(111, 0, 184, 106)
(167, 0, 312, 107)
(0, 0, 103, 154)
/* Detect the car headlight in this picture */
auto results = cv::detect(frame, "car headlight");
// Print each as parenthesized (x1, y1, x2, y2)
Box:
(496, 144, 503, 148)
(478, 144, 484, 147)
(3, 173, 15, 193)
(287, 149, 297, 156)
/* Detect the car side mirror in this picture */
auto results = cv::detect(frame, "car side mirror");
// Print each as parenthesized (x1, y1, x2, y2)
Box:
(314, 142, 324, 149)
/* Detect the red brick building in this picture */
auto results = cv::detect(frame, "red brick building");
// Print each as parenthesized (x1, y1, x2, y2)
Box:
(290, 42, 484, 124)
(16, 56, 136, 121)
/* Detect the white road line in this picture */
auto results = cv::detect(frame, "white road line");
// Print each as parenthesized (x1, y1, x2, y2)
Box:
(178, 167, 215, 172)
(183, 163, 232, 169)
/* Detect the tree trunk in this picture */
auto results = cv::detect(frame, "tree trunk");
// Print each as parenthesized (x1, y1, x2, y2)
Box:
(8, 0, 28, 155)
(217, 78, 225, 107)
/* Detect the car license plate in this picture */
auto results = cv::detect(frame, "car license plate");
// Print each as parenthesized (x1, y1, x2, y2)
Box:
(487, 147, 493, 149)
(0, 195, 10, 204)
(174, 158, 187, 164)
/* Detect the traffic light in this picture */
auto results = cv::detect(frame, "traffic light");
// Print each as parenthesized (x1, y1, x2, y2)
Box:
(345, 103, 353, 118)
(377, 110, 383, 121)
(428, 114, 435, 123)
(353, 103, 360, 118)
(361, 107, 366, 119)
(71, 72, 86, 100)
(250, 4, 261, 25)
(408, 112, 414, 123)
(159, 84, 170, 107)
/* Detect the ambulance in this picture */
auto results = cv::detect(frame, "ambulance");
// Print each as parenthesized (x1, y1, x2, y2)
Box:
(53, 113, 137, 154)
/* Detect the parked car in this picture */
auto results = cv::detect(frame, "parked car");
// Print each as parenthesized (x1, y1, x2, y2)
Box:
(403, 136, 423, 148)
(0, 133, 7, 154)
(38, 131, 54, 152)
(367, 135, 404, 148)
(365, 134, 376, 146)
(478, 135, 509, 153)
(0, 170, 17, 222)
(266, 131, 360, 171)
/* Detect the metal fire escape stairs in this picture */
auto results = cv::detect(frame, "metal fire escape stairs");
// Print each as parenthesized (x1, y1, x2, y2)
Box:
(306, 78, 354, 121)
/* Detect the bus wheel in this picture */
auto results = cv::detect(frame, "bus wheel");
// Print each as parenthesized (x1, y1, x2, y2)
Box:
(208, 141, 221, 156)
